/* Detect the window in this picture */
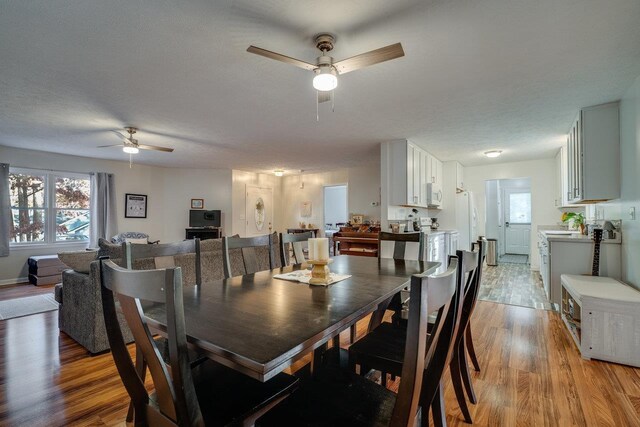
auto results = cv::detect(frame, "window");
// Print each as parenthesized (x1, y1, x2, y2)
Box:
(10, 168, 91, 245)
(508, 192, 531, 224)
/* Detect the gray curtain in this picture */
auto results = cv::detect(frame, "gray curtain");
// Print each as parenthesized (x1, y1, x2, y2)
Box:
(0, 163, 10, 257)
(89, 172, 117, 247)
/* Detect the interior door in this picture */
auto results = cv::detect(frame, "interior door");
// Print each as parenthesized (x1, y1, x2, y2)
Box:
(504, 189, 531, 255)
(245, 185, 273, 237)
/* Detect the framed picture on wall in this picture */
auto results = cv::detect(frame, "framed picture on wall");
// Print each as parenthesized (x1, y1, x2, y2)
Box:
(351, 214, 364, 225)
(191, 198, 204, 209)
(125, 193, 148, 218)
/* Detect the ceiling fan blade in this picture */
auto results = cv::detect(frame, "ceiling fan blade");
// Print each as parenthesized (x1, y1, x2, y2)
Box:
(137, 144, 174, 153)
(333, 43, 404, 75)
(318, 91, 332, 103)
(96, 144, 123, 148)
(110, 130, 127, 140)
(247, 46, 316, 71)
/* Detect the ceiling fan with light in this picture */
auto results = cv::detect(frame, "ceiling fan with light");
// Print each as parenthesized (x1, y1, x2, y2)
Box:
(247, 34, 404, 107)
(99, 127, 175, 154)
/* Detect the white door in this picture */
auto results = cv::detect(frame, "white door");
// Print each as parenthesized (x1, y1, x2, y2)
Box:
(504, 189, 531, 255)
(246, 185, 273, 237)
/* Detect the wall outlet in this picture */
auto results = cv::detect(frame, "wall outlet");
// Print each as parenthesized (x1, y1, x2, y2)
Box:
(629, 207, 636, 220)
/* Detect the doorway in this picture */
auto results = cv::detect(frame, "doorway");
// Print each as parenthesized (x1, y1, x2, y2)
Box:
(323, 185, 347, 239)
(484, 178, 531, 263)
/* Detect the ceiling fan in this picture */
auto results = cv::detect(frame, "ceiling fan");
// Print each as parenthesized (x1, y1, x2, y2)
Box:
(98, 127, 175, 154)
(247, 34, 404, 103)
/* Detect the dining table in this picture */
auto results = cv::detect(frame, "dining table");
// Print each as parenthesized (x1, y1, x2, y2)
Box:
(144, 255, 440, 382)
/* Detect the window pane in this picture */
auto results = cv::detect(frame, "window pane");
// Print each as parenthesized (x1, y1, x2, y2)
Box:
(10, 173, 45, 208)
(56, 177, 90, 209)
(56, 210, 90, 241)
(509, 193, 531, 223)
(11, 209, 46, 242)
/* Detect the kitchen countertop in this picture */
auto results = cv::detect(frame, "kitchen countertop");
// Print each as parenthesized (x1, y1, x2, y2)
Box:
(538, 229, 621, 244)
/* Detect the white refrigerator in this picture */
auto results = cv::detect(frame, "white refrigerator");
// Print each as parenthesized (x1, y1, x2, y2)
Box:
(455, 191, 478, 251)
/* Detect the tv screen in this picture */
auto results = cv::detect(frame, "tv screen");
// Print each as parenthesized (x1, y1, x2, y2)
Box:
(189, 210, 221, 228)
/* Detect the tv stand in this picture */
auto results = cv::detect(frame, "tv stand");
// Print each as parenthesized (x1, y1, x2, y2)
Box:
(185, 227, 222, 240)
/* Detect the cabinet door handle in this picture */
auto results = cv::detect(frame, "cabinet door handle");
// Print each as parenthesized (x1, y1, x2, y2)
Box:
(574, 188, 579, 197)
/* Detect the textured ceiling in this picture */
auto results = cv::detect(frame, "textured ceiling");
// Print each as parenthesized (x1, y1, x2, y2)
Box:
(1, 0, 639, 171)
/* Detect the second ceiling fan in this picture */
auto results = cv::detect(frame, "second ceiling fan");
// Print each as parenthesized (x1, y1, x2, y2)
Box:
(247, 34, 404, 102)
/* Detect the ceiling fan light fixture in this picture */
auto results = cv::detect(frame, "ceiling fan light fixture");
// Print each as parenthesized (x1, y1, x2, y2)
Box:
(123, 145, 139, 154)
(313, 66, 337, 91)
(274, 169, 284, 177)
(484, 150, 502, 158)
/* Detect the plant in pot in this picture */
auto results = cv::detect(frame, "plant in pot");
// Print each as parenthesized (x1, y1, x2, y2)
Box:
(562, 212, 586, 234)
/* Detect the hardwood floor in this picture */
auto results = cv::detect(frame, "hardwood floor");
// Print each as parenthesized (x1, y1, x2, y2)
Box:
(0, 285, 639, 426)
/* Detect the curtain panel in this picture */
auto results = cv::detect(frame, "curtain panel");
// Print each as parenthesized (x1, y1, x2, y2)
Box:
(0, 163, 10, 257)
(89, 172, 117, 247)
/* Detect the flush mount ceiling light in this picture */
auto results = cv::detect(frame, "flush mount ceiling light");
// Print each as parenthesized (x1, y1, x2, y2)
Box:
(313, 65, 338, 91)
(274, 169, 284, 177)
(484, 150, 502, 158)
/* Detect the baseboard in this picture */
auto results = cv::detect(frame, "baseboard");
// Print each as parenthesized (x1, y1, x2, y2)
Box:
(0, 277, 29, 286)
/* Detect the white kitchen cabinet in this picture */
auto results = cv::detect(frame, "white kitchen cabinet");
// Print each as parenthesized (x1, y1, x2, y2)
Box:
(388, 140, 441, 208)
(454, 161, 464, 191)
(566, 102, 620, 204)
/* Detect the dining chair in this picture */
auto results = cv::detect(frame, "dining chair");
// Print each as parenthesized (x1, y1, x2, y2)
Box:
(99, 259, 299, 427)
(123, 239, 202, 286)
(279, 231, 313, 266)
(378, 231, 425, 261)
(222, 234, 275, 279)
(256, 257, 460, 427)
(348, 248, 472, 426)
(465, 240, 486, 373)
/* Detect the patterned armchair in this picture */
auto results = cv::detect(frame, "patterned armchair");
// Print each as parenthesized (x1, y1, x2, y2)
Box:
(110, 232, 159, 244)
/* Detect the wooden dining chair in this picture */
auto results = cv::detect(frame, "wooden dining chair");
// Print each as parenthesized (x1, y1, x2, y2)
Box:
(256, 257, 460, 427)
(99, 259, 298, 427)
(222, 234, 275, 279)
(279, 231, 313, 266)
(465, 239, 486, 374)
(348, 249, 471, 425)
(378, 231, 425, 261)
(123, 239, 202, 286)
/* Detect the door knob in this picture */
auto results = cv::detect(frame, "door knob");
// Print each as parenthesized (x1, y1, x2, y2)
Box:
(505, 222, 510, 227)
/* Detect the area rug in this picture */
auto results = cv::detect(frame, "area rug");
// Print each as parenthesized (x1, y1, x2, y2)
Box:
(0, 294, 59, 320)
(498, 254, 529, 264)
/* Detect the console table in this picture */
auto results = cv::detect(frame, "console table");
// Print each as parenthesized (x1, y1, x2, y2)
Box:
(560, 274, 640, 367)
(185, 227, 222, 240)
(286, 228, 319, 237)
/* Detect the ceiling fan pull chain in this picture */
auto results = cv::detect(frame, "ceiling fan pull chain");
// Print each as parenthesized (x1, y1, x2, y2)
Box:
(316, 91, 320, 122)
(332, 89, 335, 113)
(129, 153, 132, 169)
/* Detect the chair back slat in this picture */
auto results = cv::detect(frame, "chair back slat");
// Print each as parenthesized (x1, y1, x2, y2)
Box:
(455, 239, 486, 348)
(222, 234, 274, 278)
(124, 239, 202, 286)
(390, 257, 459, 427)
(280, 231, 313, 265)
(378, 232, 424, 261)
(100, 259, 203, 426)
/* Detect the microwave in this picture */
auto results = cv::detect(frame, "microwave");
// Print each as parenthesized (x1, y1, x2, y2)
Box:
(427, 183, 443, 207)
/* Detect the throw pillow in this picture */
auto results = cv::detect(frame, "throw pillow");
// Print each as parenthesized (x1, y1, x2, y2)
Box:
(58, 250, 98, 274)
(125, 237, 148, 244)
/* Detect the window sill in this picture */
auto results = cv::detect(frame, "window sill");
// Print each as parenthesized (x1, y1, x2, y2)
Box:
(9, 242, 91, 252)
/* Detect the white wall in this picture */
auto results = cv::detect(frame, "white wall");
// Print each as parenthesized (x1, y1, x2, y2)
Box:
(161, 168, 232, 241)
(231, 170, 283, 237)
(464, 159, 559, 270)
(0, 145, 231, 283)
(598, 75, 640, 290)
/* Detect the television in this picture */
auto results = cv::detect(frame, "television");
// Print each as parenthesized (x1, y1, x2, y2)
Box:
(189, 210, 221, 228)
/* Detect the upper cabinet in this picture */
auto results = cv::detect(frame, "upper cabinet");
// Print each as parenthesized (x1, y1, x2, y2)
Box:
(566, 102, 620, 204)
(388, 140, 443, 208)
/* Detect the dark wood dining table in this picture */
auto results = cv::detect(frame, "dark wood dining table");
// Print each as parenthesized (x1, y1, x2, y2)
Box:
(144, 255, 440, 382)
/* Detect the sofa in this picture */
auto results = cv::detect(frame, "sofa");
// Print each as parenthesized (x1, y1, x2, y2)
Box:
(55, 234, 281, 354)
